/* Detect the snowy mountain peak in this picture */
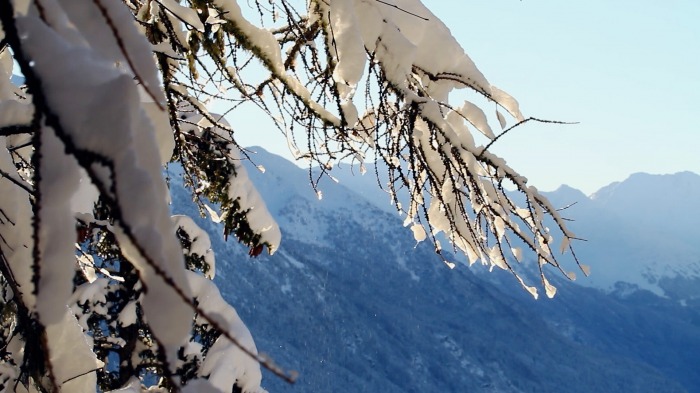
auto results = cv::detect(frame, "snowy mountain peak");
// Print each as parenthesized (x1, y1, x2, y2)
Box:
(546, 171, 700, 298)
(591, 171, 700, 203)
(547, 184, 589, 204)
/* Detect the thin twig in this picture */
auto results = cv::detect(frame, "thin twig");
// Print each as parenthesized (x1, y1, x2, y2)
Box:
(61, 368, 102, 385)
(8, 140, 32, 152)
(0, 168, 33, 195)
(478, 117, 578, 158)
(375, 0, 429, 20)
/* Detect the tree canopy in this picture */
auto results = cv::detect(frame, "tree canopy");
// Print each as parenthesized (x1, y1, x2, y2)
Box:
(0, 0, 585, 391)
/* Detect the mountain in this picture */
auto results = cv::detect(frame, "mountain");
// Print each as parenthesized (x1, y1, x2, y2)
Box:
(544, 172, 700, 300)
(169, 149, 699, 392)
(332, 160, 700, 301)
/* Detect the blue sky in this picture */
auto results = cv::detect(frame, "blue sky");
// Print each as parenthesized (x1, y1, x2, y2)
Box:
(233, 1, 700, 195)
(426, 0, 700, 194)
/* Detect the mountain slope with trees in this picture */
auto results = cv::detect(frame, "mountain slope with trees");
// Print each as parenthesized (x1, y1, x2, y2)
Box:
(175, 147, 693, 392)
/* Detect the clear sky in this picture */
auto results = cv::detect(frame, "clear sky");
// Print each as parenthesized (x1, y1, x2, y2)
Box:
(232, 0, 700, 195)
(427, 0, 700, 194)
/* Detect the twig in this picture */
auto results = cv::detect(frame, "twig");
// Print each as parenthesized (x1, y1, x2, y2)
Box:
(375, 0, 429, 21)
(0, 168, 33, 195)
(8, 140, 32, 152)
(0, 124, 34, 136)
(61, 368, 102, 385)
(478, 117, 578, 158)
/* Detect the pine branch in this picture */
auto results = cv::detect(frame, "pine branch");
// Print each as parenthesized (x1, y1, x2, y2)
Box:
(2, 4, 297, 384)
(0, 124, 34, 136)
(0, 5, 60, 390)
(0, 168, 33, 195)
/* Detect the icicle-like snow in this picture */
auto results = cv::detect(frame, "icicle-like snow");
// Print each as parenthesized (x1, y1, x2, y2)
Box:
(57, 0, 166, 105)
(35, 128, 82, 325)
(329, 0, 366, 102)
(44, 310, 104, 392)
(17, 9, 192, 363)
(0, 138, 35, 308)
(186, 271, 267, 393)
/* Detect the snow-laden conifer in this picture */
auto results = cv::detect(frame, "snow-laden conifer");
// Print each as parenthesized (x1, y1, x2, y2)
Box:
(0, 0, 584, 391)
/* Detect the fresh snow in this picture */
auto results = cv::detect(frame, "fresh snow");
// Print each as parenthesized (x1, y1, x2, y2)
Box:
(0, 0, 604, 390)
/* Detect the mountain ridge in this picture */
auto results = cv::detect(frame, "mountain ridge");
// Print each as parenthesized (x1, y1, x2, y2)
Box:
(292, 151, 700, 298)
(169, 149, 699, 392)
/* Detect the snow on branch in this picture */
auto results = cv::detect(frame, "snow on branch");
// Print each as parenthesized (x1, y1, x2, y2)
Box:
(191, 0, 585, 297)
(139, 0, 584, 292)
(0, 0, 585, 391)
(0, 0, 288, 391)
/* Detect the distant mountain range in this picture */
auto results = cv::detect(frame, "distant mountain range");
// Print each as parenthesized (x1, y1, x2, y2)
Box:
(330, 157, 700, 300)
(545, 171, 700, 300)
(170, 148, 700, 392)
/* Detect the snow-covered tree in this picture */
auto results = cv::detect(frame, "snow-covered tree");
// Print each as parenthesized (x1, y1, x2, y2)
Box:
(0, 0, 586, 391)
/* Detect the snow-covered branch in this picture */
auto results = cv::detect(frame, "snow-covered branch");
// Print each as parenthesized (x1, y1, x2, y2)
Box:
(0, 0, 583, 391)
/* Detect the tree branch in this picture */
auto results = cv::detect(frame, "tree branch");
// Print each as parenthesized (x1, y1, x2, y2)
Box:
(1, 3, 297, 384)
(0, 123, 35, 137)
(478, 117, 578, 158)
(375, 0, 429, 21)
(0, 168, 33, 195)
